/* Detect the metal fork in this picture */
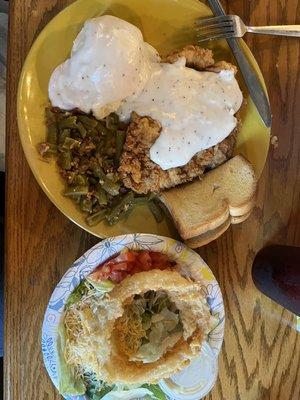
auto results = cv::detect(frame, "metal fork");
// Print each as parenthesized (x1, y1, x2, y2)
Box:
(195, 15, 300, 42)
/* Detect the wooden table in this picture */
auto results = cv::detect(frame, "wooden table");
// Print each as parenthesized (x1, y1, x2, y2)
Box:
(5, 0, 300, 399)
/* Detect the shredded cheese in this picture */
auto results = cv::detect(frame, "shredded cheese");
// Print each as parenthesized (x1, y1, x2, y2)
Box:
(114, 308, 146, 357)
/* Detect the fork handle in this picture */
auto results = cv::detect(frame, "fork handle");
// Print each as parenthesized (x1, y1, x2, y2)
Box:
(247, 25, 300, 37)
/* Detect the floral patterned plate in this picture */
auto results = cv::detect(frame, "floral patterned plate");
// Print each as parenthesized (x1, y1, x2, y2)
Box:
(42, 234, 225, 399)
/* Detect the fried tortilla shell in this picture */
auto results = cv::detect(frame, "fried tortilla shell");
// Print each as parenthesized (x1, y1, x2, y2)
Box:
(104, 270, 211, 384)
(64, 269, 211, 385)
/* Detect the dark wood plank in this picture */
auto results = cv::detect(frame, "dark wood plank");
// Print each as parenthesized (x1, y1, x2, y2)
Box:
(5, 2, 98, 398)
(5, 0, 300, 399)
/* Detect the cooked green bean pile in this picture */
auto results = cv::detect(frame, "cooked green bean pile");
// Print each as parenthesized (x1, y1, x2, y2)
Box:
(38, 107, 164, 226)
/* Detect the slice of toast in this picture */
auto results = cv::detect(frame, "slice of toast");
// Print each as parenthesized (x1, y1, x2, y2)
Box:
(160, 155, 257, 241)
(185, 209, 253, 248)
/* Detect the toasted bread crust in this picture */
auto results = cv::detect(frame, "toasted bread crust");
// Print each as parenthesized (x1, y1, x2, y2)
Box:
(185, 209, 253, 248)
(160, 155, 257, 241)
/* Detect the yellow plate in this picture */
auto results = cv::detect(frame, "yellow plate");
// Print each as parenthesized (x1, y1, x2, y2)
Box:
(18, 0, 270, 238)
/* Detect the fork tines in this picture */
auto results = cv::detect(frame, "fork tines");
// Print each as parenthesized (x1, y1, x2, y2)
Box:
(195, 15, 235, 42)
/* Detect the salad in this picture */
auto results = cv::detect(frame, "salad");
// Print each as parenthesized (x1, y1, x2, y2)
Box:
(58, 250, 214, 399)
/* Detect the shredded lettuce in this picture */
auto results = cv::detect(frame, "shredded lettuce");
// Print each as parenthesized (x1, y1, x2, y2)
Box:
(65, 281, 89, 309)
(142, 384, 167, 400)
(82, 372, 166, 400)
(83, 372, 113, 400)
(121, 291, 183, 363)
(86, 277, 115, 294)
(65, 278, 115, 311)
(57, 322, 86, 396)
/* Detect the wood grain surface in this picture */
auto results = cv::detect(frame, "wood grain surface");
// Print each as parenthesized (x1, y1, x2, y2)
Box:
(5, 0, 300, 399)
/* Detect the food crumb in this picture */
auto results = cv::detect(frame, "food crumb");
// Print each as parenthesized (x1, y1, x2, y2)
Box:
(213, 183, 220, 192)
(271, 135, 279, 149)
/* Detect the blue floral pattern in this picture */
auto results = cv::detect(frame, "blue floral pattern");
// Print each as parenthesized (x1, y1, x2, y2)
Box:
(42, 334, 57, 380)
(42, 234, 225, 399)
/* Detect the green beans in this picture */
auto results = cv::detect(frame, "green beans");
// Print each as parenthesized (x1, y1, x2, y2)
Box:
(148, 200, 164, 223)
(58, 128, 71, 144)
(39, 107, 165, 227)
(62, 137, 80, 150)
(77, 122, 87, 138)
(80, 197, 93, 213)
(37, 142, 57, 157)
(64, 186, 89, 197)
(102, 180, 120, 196)
(45, 108, 56, 123)
(106, 113, 119, 130)
(77, 115, 98, 129)
(58, 116, 78, 129)
(96, 123, 110, 136)
(106, 192, 134, 225)
(92, 166, 106, 180)
(58, 150, 72, 170)
(73, 174, 88, 186)
(86, 209, 107, 226)
(94, 187, 108, 205)
(115, 130, 126, 162)
(46, 123, 58, 144)
(133, 196, 148, 205)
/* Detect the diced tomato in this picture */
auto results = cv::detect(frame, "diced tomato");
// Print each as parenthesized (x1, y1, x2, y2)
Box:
(88, 249, 176, 285)
(109, 269, 127, 283)
(149, 252, 173, 269)
(137, 251, 152, 271)
(88, 264, 111, 282)
(112, 250, 138, 264)
(113, 262, 128, 271)
(125, 261, 135, 272)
